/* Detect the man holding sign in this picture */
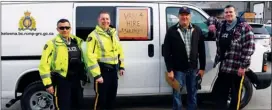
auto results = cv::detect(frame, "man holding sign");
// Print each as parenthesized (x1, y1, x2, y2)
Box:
(84, 11, 125, 110)
(163, 7, 206, 110)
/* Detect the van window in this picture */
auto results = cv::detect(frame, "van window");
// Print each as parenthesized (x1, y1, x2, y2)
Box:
(76, 7, 116, 41)
(76, 6, 153, 41)
(166, 7, 209, 39)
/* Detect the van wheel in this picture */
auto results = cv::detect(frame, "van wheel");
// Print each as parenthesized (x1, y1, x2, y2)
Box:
(227, 77, 253, 109)
(21, 81, 55, 110)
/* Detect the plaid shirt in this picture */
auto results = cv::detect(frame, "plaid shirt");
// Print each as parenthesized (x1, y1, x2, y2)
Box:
(208, 17, 255, 74)
(177, 24, 193, 60)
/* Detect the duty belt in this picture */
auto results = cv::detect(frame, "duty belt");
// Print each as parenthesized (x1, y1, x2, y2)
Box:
(98, 62, 118, 72)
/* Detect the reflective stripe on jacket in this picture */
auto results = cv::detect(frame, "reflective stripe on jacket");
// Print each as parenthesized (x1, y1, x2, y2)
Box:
(39, 34, 84, 87)
(84, 25, 125, 79)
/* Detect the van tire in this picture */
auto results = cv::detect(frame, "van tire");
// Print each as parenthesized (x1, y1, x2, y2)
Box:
(21, 81, 55, 110)
(239, 76, 253, 109)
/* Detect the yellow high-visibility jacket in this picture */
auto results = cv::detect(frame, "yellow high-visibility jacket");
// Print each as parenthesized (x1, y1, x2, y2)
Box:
(39, 34, 84, 87)
(84, 25, 125, 79)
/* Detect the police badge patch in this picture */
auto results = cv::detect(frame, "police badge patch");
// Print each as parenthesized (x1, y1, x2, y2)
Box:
(18, 11, 37, 31)
(44, 44, 48, 50)
(87, 37, 92, 42)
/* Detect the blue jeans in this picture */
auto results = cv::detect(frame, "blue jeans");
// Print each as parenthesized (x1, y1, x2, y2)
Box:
(173, 68, 198, 110)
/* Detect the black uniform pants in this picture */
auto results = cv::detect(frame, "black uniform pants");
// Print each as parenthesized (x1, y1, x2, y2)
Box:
(52, 74, 83, 110)
(94, 67, 118, 110)
(212, 71, 245, 110)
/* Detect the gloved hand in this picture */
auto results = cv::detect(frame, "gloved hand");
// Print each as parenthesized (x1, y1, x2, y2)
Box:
(196, 73, 202, 90)
(81, 74, 90, 86)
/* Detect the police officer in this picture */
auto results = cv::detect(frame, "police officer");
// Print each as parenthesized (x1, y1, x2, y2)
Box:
(208, 5, 255, 110)
(84, 11, 125, 110)
(39, 19, 86, 110)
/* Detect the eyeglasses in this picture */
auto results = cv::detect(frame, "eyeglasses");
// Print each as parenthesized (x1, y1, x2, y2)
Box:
(58, 26, 70, 30)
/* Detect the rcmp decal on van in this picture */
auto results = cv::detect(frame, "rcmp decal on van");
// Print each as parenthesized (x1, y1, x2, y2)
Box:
(18, 11, 37, 31)
(1, 11, 54, 36)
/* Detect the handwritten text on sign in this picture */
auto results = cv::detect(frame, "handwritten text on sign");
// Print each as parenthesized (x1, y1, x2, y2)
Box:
(118, 8, 149, 39)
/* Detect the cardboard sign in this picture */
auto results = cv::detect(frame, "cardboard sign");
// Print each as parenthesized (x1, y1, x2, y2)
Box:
(165, 72, 180, 93)
(117, 8, 149, 40)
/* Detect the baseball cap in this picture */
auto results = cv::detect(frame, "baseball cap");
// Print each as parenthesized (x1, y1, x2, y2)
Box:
(179, 7, 191, 14)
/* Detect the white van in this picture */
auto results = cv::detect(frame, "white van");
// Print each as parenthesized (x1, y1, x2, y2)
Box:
(1, 1, 271, 110)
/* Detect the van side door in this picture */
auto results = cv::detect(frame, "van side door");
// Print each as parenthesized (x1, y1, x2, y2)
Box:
(73, 2, 160, 96)
(159, 3, 219, 93)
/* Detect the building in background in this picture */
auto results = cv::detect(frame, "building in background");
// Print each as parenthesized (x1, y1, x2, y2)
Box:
(250, 2, 271, 24)
(187, 1, 271, 24)
(187, 1, 246, 19)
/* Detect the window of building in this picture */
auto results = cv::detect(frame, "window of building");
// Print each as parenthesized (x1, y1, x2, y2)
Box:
(76, 6, 153, 41)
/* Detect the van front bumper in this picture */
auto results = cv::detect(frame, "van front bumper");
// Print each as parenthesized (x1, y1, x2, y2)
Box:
(252, 72, 272, 90)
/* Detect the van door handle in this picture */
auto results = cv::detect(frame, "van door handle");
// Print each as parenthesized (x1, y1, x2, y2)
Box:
(148, 44, 154, 57)
(162, 44, 164, 56)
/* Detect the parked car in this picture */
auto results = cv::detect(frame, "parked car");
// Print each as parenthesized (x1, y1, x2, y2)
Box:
(249, 23, 271, 53)
(264, 24, 271, 60)
(264, 24, 272, 37)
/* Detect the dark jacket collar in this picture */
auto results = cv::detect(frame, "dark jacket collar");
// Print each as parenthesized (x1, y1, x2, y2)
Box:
(176, 23, 193, 29)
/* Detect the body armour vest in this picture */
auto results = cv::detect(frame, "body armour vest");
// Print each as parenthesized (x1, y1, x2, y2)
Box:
(67, 39, 82, 76)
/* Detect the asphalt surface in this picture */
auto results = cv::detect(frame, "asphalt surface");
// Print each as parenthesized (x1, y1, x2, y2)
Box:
(1, 63, 271, 110)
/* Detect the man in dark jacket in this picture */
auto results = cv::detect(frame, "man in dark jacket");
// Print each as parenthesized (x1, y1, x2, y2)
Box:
(163, 7, 206, 110)
(207, 5, 255, 110)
